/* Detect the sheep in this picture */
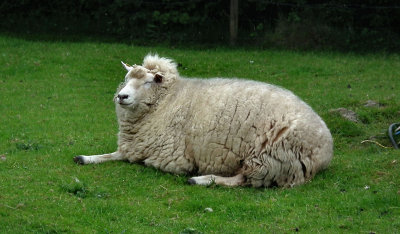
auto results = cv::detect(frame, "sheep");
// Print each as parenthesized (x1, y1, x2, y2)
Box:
(74, 54, 333, 188)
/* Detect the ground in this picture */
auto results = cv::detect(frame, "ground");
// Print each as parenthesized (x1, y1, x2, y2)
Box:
(0, 35, 399, 233)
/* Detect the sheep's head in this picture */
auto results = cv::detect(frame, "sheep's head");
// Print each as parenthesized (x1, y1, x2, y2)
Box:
(115, 54, 178, 111)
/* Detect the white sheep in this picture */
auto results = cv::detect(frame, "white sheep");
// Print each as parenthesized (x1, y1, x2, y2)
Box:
(74, 54, 333, 188)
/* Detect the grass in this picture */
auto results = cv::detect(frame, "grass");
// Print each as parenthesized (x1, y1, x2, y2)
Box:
(0, 34, 399, 233)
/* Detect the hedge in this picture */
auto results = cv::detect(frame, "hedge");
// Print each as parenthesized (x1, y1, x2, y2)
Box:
(1, 0, 399, 50)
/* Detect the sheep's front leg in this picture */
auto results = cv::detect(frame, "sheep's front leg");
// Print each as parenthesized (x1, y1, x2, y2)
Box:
(73, 152, 124, 165)
(187, 174, 245, 187)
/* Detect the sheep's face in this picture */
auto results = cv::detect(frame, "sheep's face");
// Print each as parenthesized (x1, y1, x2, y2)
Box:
(115, 62, 164, 110)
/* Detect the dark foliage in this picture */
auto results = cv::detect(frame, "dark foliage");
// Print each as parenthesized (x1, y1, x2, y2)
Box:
(1, 0, 399, 51)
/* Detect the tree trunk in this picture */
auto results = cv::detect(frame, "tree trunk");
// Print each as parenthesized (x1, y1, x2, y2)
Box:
(230, 0, 238, 46)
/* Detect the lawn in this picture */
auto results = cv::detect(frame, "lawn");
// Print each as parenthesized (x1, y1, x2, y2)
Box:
(0, 35, 399, 233)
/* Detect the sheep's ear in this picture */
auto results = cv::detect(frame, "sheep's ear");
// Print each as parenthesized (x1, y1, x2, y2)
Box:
(121, 61, 133, 72)
(154, 73, 163, 83)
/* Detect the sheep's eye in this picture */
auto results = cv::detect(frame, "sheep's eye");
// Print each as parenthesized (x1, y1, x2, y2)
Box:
(154, 74, 163, 83)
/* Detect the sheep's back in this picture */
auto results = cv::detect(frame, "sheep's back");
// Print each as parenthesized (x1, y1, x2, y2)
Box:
(171, 78, 332, 177)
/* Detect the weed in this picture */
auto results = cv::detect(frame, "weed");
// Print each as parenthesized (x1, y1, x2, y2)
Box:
(15, 142, 42, 151)
(61, 178, 90, 198)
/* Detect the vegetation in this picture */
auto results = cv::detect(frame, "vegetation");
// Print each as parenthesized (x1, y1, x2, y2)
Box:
(0, 35, 399, 233)
(1, 0, 400, 51)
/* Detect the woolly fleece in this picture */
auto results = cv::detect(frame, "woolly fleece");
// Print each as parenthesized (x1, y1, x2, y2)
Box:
(114, 54, 333, 187)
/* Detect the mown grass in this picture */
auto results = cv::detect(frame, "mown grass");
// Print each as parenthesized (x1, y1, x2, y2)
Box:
(0, 34, 399, 233)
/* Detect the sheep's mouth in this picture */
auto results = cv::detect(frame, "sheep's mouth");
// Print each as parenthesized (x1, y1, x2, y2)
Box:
(118, 102, 133, 107)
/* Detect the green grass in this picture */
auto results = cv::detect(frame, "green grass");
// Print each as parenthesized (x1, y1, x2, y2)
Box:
(1, 34, 400, 233)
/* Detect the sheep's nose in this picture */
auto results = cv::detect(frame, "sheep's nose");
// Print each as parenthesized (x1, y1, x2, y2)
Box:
(117, 94, 129, 100)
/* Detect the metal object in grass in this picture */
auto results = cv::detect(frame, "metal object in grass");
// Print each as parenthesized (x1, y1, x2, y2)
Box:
(388, 123, 400, 149)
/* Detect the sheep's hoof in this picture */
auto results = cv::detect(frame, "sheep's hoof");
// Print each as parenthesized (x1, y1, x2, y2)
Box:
(73, 156, 85, 165)
(187, 178, 197, 185)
